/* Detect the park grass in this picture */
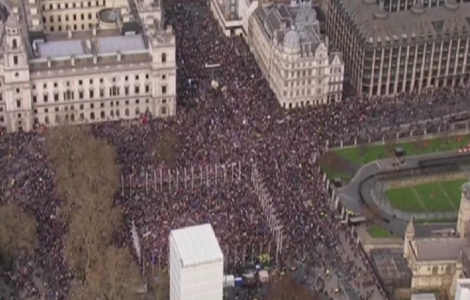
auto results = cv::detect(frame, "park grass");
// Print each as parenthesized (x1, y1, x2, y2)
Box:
(385, 187, 425, 212)
(367, 225, 394, 238)
(414, 182, 453, 212)
(321, 166, 351, 181)
(386, 178, 466, 213)
(334, 135, 469, 165)
(440, 178, 467, 208)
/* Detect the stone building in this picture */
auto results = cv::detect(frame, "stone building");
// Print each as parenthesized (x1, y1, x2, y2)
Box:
(0, 0, 176, 132)
(246, 0, 343, 108)
(326, 0, 470, 97)
(404, 183, 470, 297)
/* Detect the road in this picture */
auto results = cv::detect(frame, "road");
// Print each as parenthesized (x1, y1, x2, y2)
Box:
(337, 150, 464, 237)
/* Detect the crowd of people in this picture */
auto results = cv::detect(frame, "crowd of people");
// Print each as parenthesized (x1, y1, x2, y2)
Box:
(2, 0, 470, 299)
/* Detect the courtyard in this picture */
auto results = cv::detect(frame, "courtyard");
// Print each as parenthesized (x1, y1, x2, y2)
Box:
(320, 135, 470, 180)
(385, 178, 467, 213)
(334, 135, 469, 165)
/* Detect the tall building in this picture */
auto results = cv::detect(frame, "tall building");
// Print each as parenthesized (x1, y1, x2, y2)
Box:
(169, 224, 224, 300)
(247, 0, 343, 108)
(0, 0, 176, 132)
(327, 0, 470, 97)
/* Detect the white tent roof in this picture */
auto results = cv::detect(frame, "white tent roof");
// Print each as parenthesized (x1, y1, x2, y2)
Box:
(170, 223, 223, 268)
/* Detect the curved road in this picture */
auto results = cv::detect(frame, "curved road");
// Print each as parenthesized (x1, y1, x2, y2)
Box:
(337, 150, 463, 237)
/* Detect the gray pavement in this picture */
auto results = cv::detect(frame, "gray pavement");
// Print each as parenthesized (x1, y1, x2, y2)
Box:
(337, 150, 464, 237)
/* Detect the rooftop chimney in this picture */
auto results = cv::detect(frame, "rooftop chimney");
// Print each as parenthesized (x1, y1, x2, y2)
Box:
(68, 29, 72, 39)
(116, 51, 121, 62)
(71, 55, 75, 66)
(93, 54, 97, 64)
(47, 57, 51, 68)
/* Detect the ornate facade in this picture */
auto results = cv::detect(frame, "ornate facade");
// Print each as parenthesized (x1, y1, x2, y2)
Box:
(404, 183, 470, 297)
(246, 0, 343, 108)
(0, 0, 176, 132)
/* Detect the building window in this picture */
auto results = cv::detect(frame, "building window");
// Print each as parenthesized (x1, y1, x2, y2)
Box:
(90, 90, 94, 98)
(110, 86, 118, 96)
(162, 86, 167, 94)
(79, 91, 84, 99)
(12, 39, 17, 49)
(161, 107, 167, 115)
(44, 95, 48, 103)
(161, 53, 167, 63)
(16, 100, 20, 108)
(145, 85, 150, 93)
(135, 86, 140, 94)
(100, 89, 104, 97)
(54, 94, 59, 102)
(32, 96, 37, 103)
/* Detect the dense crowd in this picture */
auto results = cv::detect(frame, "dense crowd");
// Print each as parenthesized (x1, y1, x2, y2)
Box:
(1, 0, 470, 299)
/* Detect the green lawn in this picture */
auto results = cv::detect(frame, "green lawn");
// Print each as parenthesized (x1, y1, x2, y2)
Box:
(440, 178, 467, 208)
(414, 182, 453, 212)
(334, 135, 469, 164)
(321, 166, 351, 181)
(367, 225, 394, 238)
(386, 187, 425, 212)
(386, 178, 466, 212)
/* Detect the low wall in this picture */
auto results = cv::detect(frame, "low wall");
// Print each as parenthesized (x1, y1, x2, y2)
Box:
(387, 172, 466, 189)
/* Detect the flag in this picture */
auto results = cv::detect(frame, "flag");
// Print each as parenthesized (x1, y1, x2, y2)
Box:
(131, 220, 141, 262)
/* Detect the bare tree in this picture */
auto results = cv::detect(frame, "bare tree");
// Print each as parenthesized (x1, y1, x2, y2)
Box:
(47, 125, 120, 219)
(0, 204, 37, 258)
(148, 268, 169, 300)
(64, 198, 122, 279)
(384, 131, 396, 157)
(411, 134, 425, 154)
(152, 128, 180, 167)
(68, 246, 143, 300)
(440, 121, 450, 146)
(265, 275, 317, 300)
(356, 141, 369, 160)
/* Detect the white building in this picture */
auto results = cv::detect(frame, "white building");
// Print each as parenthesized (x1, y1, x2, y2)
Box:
(455, 278, 470, 300)
(247, 0, 344, 108)
(0, 0, 176, 132)
(169, 223, 224, 300)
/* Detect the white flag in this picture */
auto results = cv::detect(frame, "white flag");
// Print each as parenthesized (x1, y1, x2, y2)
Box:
(131, 220, 141, 262)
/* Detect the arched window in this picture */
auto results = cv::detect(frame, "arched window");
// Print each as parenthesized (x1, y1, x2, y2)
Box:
(12, 39, 17, 49)
(432, 266, 439, 275)
(161, 53, 167, 63)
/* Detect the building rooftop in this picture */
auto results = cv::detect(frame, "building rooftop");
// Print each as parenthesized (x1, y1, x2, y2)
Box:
(37, 40, 85, 58)
(411, 294, 437, 300)
(414, 237, 468, 261)
(338, 0, 470, 43)
(170, 223, 224, 268)
(254, 1, 324, 56)
(97, 35, 146, 54)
